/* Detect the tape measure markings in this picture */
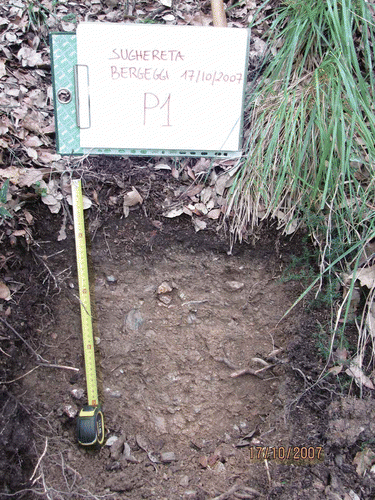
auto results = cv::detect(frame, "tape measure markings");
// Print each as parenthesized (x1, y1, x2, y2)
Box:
(71, 179, 99, 407)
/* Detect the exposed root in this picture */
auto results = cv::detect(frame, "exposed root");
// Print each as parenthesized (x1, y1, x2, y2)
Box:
(211, 483, 262, 500)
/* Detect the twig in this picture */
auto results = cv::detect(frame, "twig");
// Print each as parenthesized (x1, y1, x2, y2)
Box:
(0, 345, 11, 357)
(103, 227, 113, 259)
(30, 437, 48, 482)
(230, 364, 276, 379)
(37, 363, 79, 372)
(34, 252, 59, 289)
(0, 366, 39, 385)
(264, 459, 272, 485)
(0, 317, 49, 363)
(211, 483, 261, 500)
(214, 356, 239, 370)
(72, 292, 92, 317)
(211, 484, 239, 500)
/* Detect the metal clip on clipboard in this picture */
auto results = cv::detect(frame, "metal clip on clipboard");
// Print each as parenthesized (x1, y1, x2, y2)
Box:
(74, 65, 91, 129)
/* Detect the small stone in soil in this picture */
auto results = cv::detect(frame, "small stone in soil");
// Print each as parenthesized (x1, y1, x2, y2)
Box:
(62, 404, 78, 419)
(225, 280, 244, 291)
(157, 281, 173, 294)
(180, 475, 189, 486)
(105, 388, 122, 398)
(110, 434, 125, 460)
(159, 295, 172, 305)
(106, 435, 119, 447)
(124, 308, 143, 331)
(160, 451, 177, 463)
(70, 388, 85, 400)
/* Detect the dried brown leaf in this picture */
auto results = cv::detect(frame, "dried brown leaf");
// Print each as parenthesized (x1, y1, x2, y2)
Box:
(164, 207, 184, 218)
(37, 151, 61, 164)
(200, 186, 213, 205)
(207, 208, 221, 220)
(18, 168, 46, 187)
(24, 136, 43, 148)
(26, 147, 38, 160)
(23, 210, 33, 224)
(353, 448, 375, 476)
(345, 357, 374, 389)
(185, 184, 204, 199)
(215, 173, 232, 196)
(17, 46, 43, 67)
(0, 282, 11, 301)
(0, 59, 6, 79)
(123, 187, 143, 207)
(194, 203, 208, 215)
(193, 218, 207, 232)
(328, 365, 343, 375)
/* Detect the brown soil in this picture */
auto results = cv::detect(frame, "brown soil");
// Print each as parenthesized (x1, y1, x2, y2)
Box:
(1, 168, 375, 500)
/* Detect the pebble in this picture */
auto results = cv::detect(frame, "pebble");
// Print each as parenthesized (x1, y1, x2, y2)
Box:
(105, 388, 122, 398)
(160, 452, 177, 463)
(106, 275, 117, 283)
(70, 388, 85, 400)
(187, 312, 196, 324)
(124, 308, 143, 332)
(62, 404, 78, 419)
(225, 280, 244, 291)
(157, 281, 172, 294)
(213, 461, 226, 474)
(184, 490, 198, 498)
(106, 436, 119, 447)
(159, 295, 172, 305)
(179, 475, 189, 486)
(110, 435, 125, 460)
(153, 415, 167, 434)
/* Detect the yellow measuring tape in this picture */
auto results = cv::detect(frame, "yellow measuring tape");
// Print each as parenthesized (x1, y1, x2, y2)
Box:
(71, 179, 104, 447)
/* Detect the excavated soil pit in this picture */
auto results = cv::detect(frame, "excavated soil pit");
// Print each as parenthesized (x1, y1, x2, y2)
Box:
(6, 202, 373, 499)
(13, 208, 312, 499)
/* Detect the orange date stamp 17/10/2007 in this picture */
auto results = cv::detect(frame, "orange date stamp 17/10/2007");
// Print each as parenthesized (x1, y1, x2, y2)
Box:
(249, 446, 324, 465)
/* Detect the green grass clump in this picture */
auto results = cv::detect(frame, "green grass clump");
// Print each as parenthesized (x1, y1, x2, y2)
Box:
(227, 0, 375, 332)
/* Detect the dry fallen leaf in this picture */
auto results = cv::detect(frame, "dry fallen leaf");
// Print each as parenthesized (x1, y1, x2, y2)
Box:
(207, 208, 221, 220)
(164, 207, 184, 218)
(215, 173, 232, 196)
(23, 210, 33, 224)
(24, 135, 43, 148)
(17, 46, 43, 67)
(37, 151, 61, 164)
(366, 303, 375, 340)
(123, 187, 143, 207)
(356, 266, 375, 289)
(0, 282, 11, 301)
(345, 357, 374, 389)
(66, 193, 92, 210)
(353, 447, 375, 476)
(193, 218, 207, 232)
(328, 365, 343, 375)
(0, 59, 6, 79)
(162, 14, 175, 21)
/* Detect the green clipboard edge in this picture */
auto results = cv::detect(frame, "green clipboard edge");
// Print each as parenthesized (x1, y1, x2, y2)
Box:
(50, 31, 249, 158)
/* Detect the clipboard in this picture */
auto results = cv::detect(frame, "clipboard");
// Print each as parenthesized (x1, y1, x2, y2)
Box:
(50, 23, 250, 158)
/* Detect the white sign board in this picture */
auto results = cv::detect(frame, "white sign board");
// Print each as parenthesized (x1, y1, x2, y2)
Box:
(76, 23, 249, 154)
